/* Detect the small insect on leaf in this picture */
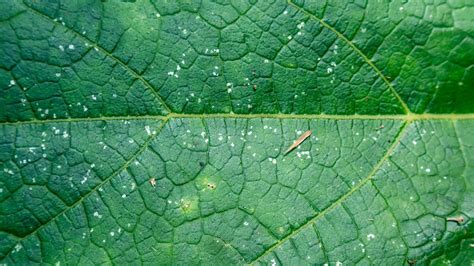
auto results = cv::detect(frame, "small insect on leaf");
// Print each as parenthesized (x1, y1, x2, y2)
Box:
(284, 130, 312, 155)
(149, 178, 157, 188)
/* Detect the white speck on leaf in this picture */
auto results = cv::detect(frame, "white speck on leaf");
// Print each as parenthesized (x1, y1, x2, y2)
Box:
(145, 126, 151, 136)
(367, 233, 375, 240)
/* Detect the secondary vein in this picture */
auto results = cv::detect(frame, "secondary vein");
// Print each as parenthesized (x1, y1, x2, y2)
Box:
(249, 120, 411, 264)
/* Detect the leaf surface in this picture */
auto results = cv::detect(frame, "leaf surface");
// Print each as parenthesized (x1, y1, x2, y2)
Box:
(1, 0, 473, 264)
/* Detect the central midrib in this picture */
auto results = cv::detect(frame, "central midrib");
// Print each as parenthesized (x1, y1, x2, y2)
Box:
(2, 113, 474, 126)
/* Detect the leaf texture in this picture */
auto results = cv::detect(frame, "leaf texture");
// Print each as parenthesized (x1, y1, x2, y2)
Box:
(1, 0, 473, 265)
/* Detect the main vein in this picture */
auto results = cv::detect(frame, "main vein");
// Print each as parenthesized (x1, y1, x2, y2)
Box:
(287, 1, 411, 115)
(250, 121, 411, 264)
(2, 113, 474, 126)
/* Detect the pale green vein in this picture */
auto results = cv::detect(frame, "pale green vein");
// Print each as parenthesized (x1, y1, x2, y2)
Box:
(0, 115, 167, 126)
(250, 120, 411, 264)
(3, 113, 474, 126)
(24, 4, 172, 114)
(287, 1, 412, 115)
(2, 118, 169, 259)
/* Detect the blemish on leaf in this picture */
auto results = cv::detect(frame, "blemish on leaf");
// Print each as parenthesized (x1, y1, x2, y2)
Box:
(284, 130, 312, 155)
(447, 216, 465, 224)
(149, 178, 156, 188)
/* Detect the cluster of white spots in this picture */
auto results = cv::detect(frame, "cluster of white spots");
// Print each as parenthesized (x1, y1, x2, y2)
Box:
(91, 95, 97, 101)
(53, 16, 66, 26)
(297, 21, 305, 30)
(145, 125, 152, 136)
(81, 169, 91, 184)
(8, 79, 17, 87)
(366, 233, 375, 240)
(200, 131, 209, 143)
(270, 258, 277, 266)
(93, 211, 102, 219)
(204, 48, 219, 55)
(212, 66, 220, 77)
(12, 244, 22, 253)
(3, 168, 14, 175)
(296, 151, 311, 159)
(226, 82, 233, 93)
(268, 158, 277, 164)
(167, 71, 178, 78)
(178, 26, 188, 35)
(327, 67, 333, 74)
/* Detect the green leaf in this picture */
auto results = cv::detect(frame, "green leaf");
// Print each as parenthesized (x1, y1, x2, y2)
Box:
(1, 0, 473, 265)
